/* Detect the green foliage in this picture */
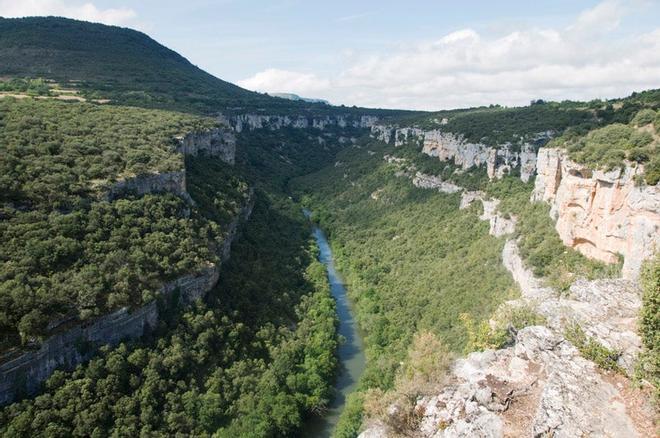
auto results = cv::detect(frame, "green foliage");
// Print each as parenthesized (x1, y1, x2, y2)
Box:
(564, 323, 623, 373)
(550, 108, 660, 184)
(566, 325, 621, 371)
(333, 392, 365, 438)
(0, 98, 242, 349)
(0, 78, 51, 95)
(460, 313, 509, 352)
(0, 98, 215, 209)
(636, 256, 659, 401)
(292, 139, 517, 431)
(0, 193, 339, 437)
(632, 109, 657, 126)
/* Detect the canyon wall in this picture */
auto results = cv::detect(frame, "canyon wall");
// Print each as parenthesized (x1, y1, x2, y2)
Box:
(105, 128, 236, 202)
(176, 127, 236, 164)
(532, 147, 660, 279)
(219, 113, 379, 133)
(0, 191, 254, 406)
(371, 125, 550, 183)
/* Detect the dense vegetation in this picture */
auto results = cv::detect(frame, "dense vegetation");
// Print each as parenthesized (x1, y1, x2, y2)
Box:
(0, 98, 215, 209)
(0, 98, 245, 350)
(0, 78, 50, 96)
(637, 256, 659, 401)
(395, 89, 660, 151)
(0, 191, 340, 437)
(552, 108, 660, 184)
(291, 139, 518, 434)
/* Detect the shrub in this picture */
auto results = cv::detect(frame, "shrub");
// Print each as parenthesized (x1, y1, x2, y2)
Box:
(564, 323, 623, 372)
(632, 109, 657, 127)
(636, 256, 659, 400)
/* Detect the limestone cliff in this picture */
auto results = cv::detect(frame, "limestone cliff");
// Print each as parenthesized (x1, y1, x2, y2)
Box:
(0, 191, 254, 406)
(372, 125, 544, 183)
(218, 113, 378, 133)
(532, 148, 660, 279)
(176, 127, 236, 164)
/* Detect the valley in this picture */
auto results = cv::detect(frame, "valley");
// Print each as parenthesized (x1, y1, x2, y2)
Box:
(0, 14, 658, 438)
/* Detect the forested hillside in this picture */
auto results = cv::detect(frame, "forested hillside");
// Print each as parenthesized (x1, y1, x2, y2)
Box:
(0, 97, 251, 350)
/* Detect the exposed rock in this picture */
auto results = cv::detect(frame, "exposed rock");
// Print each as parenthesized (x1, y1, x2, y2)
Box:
(532, 147, 660, 279)
(219, 113, 378, 132)
(395, 127, 425, 147)
(104, 171, 189, 202)
(176, 128, 236, 164)
(362, 327, 648, 438)
(372, 125, 541, 182)
(0, 191, 255, 406)
(412, 172, 462, 194)
(460, 192, 516, 238)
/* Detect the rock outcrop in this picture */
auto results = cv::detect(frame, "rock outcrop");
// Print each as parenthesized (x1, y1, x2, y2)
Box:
(408, 326, 649, 438)
(372, 126, 545, 183)
(219, 113, 378, 133)
(532, 147, 660, 279)
(176, 128, 236, 164)
(0, 191, 254, 406)
(104, 171, 190, 202)
(361, 158, 653, 437)
(412, 172, 462, 194)
(105, 127, 237, 202)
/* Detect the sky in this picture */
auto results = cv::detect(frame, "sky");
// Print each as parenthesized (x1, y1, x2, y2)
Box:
(1, 0, 659, 110)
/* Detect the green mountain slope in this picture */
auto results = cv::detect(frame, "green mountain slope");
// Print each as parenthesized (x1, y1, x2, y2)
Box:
(0, 17, 410, 117)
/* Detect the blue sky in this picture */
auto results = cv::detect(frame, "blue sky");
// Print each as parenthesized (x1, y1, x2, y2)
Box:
(2, 0, 660, 109)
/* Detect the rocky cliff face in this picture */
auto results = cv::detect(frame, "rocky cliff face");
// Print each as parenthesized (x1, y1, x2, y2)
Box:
(176, 128, 236, 164)
(372, 126, 543, 183)
(104, 170, 190, 202)
(105, 128, 237, 202)
(532, 148, 660, 279)
(0, 191, 254, 406)
(218, 113, 378, 133)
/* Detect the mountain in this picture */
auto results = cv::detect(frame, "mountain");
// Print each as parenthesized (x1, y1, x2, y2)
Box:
(0, 17, 408, 117)
(269, 92, 330, 104)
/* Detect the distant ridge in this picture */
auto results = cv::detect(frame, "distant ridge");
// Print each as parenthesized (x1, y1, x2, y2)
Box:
(269, 93, 329, 105)
(0, 17, 408, 117)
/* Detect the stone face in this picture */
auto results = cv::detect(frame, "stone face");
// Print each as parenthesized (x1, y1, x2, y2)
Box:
(219, 113, 378, 133)
(412, 172, 462, 194)
(532, 147, 660, 279)
(177, 128, 236, 164)
(105, 171, 189, 202)
(372, 125, 541, 182)
(362, 327, 645, 438)
(0, 192, 254, 406)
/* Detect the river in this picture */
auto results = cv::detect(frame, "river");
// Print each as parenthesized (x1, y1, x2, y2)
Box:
(302, 210, 366, 437)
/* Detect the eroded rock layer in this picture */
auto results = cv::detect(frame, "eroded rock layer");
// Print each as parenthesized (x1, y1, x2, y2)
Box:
(532, 148, 660, 279)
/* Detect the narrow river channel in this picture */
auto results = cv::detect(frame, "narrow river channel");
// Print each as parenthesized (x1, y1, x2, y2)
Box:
(302, 211, 366, 437)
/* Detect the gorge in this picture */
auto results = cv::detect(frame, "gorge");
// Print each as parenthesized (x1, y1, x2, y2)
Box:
(0, 15, 658, 438)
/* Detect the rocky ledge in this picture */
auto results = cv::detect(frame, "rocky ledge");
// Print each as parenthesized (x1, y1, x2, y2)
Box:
(361, 326, 654, 438)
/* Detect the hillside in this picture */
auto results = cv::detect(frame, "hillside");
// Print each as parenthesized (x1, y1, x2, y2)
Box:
(0, 17, 410, 118)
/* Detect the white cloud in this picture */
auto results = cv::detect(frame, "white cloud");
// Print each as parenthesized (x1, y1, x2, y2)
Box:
(0, 0, 138, 27)
(238, 0, 660, 110)
(237, 68, 331, 95)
